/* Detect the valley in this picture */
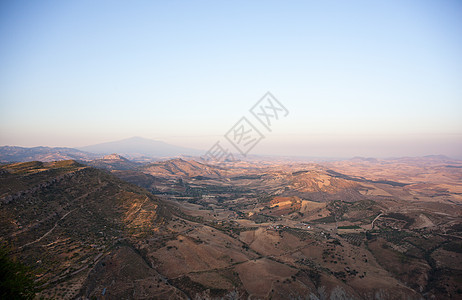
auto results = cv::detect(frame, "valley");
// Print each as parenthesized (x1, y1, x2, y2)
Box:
(1, 156, 461, 299)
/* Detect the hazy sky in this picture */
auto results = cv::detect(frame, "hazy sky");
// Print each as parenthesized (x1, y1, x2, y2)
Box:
(1, 1, 461, 158)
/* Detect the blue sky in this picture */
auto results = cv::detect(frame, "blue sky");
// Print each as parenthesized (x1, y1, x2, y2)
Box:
(1, 0, 461, 158)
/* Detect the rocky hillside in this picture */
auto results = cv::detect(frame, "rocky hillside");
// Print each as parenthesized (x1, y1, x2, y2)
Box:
(85, 153, 141, 171)
(141, 158, 228, 178)
(0, 160, 180, 299)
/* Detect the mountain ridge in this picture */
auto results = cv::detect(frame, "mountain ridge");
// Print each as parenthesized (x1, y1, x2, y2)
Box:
(0, 146, 99, 163)
(78, 136, 203, 159)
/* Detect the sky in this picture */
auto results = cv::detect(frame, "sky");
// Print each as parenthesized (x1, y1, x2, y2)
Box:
(1, 0, 461, 158)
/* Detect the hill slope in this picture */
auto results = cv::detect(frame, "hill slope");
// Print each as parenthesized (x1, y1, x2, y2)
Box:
(85, 153, 141, 170)
(141, 158, 228, 178)
(0, 160, 184, 299)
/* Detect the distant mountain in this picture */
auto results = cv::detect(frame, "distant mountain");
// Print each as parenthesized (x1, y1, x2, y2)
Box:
(85, 153, 141, 170)
(0, 146, 99, 163)
(78, 137, 203, 159)
(422, 154, 456, 161)
(350, 156, 379, 163)
(347, 155, 460, 164)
